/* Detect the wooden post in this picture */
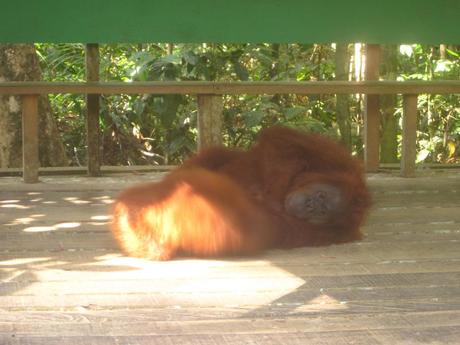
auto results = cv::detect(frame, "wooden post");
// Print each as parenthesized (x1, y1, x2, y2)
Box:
(197, 94, 223, 150)
(401, 94, 418, 177)
(22, 94, 39, 183)
(85, 43, 101, 176)
(364, 44, 381, 172)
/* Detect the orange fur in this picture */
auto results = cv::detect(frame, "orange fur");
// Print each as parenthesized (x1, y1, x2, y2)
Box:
(111, 168, 278, 260)
(111, 126, 371, 260)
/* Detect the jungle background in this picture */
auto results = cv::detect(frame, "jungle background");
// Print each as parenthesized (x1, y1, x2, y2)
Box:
(0, 43, 459, 168)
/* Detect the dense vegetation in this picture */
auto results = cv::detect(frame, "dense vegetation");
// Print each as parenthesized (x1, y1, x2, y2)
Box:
(35, 43, 460, 166)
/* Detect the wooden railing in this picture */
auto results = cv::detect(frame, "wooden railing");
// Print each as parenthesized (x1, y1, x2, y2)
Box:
(1, 80, 460, 183)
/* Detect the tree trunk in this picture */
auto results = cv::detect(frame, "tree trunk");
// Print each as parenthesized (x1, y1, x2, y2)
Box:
(0, 44, 67, 168)
(439, 44, 446, 59)
(380, 45, 399, 163)
(334, 43, 351, 148)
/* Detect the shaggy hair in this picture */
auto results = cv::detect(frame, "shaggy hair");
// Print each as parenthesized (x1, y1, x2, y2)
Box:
(111, 126, 371, 260)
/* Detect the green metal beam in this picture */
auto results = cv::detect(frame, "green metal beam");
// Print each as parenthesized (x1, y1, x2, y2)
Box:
(1, 0, 459, 43)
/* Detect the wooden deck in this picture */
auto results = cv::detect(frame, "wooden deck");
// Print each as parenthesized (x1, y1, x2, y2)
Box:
(1, 171, 459, 345)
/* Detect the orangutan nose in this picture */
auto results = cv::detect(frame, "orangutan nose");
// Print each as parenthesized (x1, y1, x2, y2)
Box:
(285, 184, 344, 224)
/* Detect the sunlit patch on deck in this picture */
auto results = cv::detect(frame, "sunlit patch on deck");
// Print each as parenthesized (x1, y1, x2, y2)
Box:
(0, 257, 51, 266)
(23, 222, 81, 232)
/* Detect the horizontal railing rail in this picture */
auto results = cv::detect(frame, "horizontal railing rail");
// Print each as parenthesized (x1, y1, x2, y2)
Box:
(1, 80, 460, 95)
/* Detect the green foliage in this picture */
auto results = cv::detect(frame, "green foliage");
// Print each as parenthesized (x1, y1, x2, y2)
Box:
(399, 44, 460, 163)
(35, 43, 460, 166)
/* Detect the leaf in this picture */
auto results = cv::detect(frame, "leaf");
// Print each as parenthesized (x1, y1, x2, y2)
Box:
(254, 48, 273, 66)
(150, 55, 181, 78)
(416, 149, 430, 163)
(132, 51, 155, 65)
(434, 60, 453, 73)
(447, 141, 456, 158)
(153, 95, 183, 127)
(182, 51, 199, 65)
(400, 45, 414, 57)
(446, 49, 460, 58)
(167, 136, 187, 156)
(242, 111, 265, 127)
(133, 98, 145, 119)
(301, 118, 327, 133)
(232, 60, 249, 81)
(158, 54, 182, 65)
(284, 107, 306, 120)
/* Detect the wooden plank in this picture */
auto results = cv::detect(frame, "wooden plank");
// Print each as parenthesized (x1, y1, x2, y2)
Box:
(0, 233, 117, 251)
(0, 165, 175, 177)
(1, 81, 460, 95)
(0, 239, 457, 261)
(2, 221, 459, 247)
(3, 203, 460, 226)
(2, 182, 454, 202)
(363, 221, 460, 232)
(364, 229, 460, 242)
(1, 308, 460, 327)
(401, 94, 418, 177)
(0, 172, 456, 193)
(367, 206, 460, 223)
(0, 239, 460, 268)
(372, 191, 460, 205)
(0, 198, 429, 222)
(21, 95, 39, 183)
(197, 94, 223, 150)
(2, 294, 460, 315)
(2, 252, 460, 277)
(85, 43, 101, 177)
(0, 328, 457, 345)
(2, 227, 458, 245)
(363, 44, 381, 173)
(2, 271, 459, 296)
(3, 216, 459, 241)
(0, 283, 459, 309)
(2, 327, 460, 345)
(377, 178, 460, 189)
(1, 311, 460, 336)
(0, 175, 166, 192)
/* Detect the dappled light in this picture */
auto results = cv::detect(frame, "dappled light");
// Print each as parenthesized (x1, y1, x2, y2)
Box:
(7, 214, 45, 226)
(22, 226, 57, 233)
(23, 222, 81, 233)
(30, 197, 44, 202)
(1, 199, 21, 204)
(1, 203, 30, 209)
(63, 197, 91, 204)
(91, 196, 114, 204)
(0, 257, 52, 266)
(1, 191, 115, 232)
(91, 215, 112, 221)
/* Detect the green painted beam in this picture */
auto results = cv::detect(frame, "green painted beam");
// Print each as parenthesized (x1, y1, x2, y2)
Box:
(1, 0, 459, 44)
